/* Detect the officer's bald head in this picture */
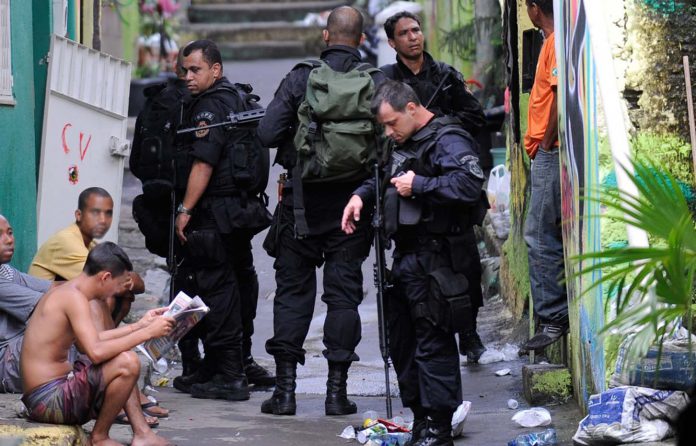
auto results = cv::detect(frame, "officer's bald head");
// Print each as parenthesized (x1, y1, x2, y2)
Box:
(324, 6, 364, 47)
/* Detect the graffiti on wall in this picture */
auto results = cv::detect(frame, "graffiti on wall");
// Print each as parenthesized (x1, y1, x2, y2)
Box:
(639, 0, 687, 13)
(556, 0, 605, 404)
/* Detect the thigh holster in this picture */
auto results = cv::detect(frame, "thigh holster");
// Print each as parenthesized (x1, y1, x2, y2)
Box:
(412, 267, 473, 333)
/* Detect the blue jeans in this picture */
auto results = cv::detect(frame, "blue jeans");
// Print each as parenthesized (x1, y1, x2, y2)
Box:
(524, 148, 568, 323)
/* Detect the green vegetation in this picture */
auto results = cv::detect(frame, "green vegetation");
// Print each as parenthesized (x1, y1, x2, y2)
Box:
(576, 158, 696, 363)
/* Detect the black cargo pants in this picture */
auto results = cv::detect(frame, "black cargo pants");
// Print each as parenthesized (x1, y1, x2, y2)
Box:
(265, 203, 371, 364)
(388, 240, 465, 415)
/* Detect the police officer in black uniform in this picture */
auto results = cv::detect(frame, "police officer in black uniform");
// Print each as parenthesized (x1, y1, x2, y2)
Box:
(381, 11, 488, 362)
(257, 6, 385, 416)
(172, 40, 273, 401)
(342, 80, 487, 446)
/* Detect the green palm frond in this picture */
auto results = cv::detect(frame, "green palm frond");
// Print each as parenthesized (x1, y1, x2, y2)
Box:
(573, 158, 696, 364)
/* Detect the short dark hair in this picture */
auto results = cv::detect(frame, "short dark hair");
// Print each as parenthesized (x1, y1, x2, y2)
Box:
(78, 187, 112, 211)
(527, 0, 553, 15)
(182, 40, 223, 68)
(326, 6, 364, 47)
(84, 242, 133, 277)
(384, 11, 422, 40)
(371, 79, 421, 115)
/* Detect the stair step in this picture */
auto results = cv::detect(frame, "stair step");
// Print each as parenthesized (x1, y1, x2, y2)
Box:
(189, 1, 344, 24)
(182, 21, 324, 44)
(218, 41, 316, 60)
(192, 0, 324, 3)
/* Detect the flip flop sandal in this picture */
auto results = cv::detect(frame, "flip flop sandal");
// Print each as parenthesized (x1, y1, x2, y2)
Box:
(114, 412, 160, 428)
(141, 401, 169, 418)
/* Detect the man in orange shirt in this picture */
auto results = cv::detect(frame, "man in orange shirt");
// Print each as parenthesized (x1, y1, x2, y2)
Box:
(523, 0, 568, 350)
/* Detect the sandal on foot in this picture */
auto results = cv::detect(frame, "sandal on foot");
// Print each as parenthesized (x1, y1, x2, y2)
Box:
(114, 412, 160, 428)
(141, 401, 169, 418)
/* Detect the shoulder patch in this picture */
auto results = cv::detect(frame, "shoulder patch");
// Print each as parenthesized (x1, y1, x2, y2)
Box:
(458, 154, 485, 180)
(193, 111, 216, 138)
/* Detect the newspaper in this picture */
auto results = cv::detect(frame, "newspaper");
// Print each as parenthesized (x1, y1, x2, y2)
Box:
(138, 291, 209, 363)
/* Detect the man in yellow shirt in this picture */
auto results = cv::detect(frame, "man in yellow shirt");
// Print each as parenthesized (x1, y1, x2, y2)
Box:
(30, 187, 109, 281)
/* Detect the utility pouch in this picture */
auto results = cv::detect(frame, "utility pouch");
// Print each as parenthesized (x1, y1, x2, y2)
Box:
(185, 229, 227, 266)
(398, 197, 422, 225)
(428, 267, 472, 333)
(384, 187, 400, 239)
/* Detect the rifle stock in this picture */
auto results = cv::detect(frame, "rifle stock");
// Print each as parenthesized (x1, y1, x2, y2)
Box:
(372, 161, 393, 419)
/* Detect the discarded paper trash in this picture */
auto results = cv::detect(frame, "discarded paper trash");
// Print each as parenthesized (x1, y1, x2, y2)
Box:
(495, 368, 512, 376)
(512, 407, 552, 428)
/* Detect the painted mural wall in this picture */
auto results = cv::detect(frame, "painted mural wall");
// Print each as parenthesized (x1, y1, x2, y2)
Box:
(501, 0, 696, 409)
(556, 0, 605, 404)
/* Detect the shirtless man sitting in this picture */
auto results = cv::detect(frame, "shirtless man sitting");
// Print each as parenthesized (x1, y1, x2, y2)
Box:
(21, 242, 175, 446)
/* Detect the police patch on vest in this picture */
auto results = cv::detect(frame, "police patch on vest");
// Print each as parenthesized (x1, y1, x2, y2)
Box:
(193, 111, 216, 138)
(458, 154, 484, 180)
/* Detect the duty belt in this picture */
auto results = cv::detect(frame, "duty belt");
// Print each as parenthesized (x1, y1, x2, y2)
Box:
(394, 236, 445, 255)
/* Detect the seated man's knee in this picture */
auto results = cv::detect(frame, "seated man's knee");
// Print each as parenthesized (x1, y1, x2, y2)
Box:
(115, 350, 141, 377)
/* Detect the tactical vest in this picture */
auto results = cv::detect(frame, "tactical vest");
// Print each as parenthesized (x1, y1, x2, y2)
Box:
(383, 116, 486, 238)
(184, 80, 269, 204)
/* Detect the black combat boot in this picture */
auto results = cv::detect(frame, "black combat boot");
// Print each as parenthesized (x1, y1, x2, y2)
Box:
(325, 361, 357, 416)
(178, 337, 203, 377)
(459, 329, 486, 363)
(405, 406, 428, 446)
(244, 355, 276, 388)
(173, 351, 215, 394)
(190, 348, 250, 401)
(413, 417, 453, 446)
(261, 359, 297, 415)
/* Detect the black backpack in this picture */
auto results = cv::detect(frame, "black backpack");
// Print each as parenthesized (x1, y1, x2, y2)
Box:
(129, 81, 189, 202)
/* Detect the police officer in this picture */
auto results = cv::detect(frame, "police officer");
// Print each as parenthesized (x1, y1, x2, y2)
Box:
(342, 80, 486, 446)
(381, 11, 487, 362)
(257, 6, 384, 416)
(172, 39, 273, 401)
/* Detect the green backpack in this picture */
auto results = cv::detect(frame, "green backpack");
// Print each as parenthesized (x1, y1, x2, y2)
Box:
(293, 59, 380, 183)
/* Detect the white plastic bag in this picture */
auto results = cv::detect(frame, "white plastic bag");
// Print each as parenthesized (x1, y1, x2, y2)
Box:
(487, 165, 511, 239)
(487, 165, 510, 212)
(512, 407, 552, 427)
(573, 386, 688, 445)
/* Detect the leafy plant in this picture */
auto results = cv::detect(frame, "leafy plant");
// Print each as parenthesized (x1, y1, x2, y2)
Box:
(575, 158, 696, 363)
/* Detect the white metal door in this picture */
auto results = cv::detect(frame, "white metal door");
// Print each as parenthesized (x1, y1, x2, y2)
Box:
(37, 35, 131, 245)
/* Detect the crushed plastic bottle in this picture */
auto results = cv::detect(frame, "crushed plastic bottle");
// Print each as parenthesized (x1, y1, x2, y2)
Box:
(507, 428, 557, 446)
(367, 431, 412, 445)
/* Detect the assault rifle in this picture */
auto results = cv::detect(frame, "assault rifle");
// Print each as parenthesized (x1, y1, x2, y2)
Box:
(372, 161, 393, 419)
(176, 109, 265, 134)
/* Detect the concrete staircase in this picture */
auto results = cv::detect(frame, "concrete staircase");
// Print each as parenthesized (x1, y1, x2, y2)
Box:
(183, 0, 347, 60)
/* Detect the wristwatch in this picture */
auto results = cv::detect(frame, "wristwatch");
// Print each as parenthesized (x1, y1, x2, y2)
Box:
(176, 203, 192, 215)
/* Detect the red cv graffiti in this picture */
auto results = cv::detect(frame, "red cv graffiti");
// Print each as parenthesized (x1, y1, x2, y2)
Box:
(61, 123, 92, 161)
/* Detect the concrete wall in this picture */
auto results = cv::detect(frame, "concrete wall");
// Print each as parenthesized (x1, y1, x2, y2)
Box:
(0, 2, 38, 271)
(499, 0, 532, 325)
